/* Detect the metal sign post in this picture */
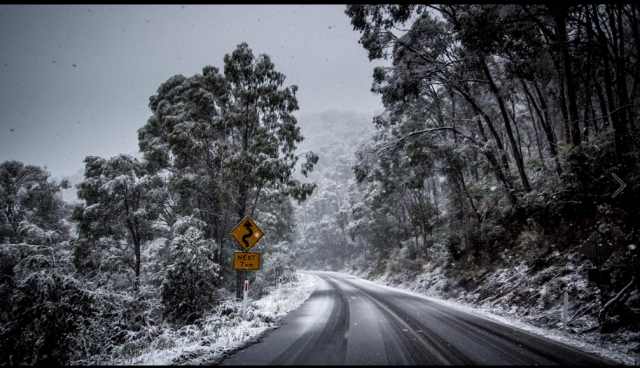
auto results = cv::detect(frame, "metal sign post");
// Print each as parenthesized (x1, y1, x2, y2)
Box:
(230, 216, 264, 320)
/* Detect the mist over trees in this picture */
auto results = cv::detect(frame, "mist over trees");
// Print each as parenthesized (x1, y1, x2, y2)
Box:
(293, 111, 376, 270)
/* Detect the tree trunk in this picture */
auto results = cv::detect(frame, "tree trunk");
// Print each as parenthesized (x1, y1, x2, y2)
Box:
(551, 55, 572, 145)
(553, 6, 582, 146)
(235, 181, 247, 299)
(457, 86, 510, 171)
(526, 81, 563, 175)
(593, 73, 610, 130)
(482, 60, 532, 192)
(612, 5, 632, 142)
(523, 87, 547, 165)
(593, 4, 627, 161)
(475, 117, 519, 207)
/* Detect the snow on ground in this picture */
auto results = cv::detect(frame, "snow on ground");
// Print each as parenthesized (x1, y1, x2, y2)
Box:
(349, 272, 635, 365)
(109, 273, 316, 365)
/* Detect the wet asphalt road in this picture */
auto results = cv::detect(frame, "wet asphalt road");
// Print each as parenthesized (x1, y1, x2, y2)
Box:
(220, 271, 615, 365)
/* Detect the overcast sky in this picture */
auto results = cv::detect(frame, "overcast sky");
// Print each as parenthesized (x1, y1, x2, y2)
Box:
(0, 5, 387, 178)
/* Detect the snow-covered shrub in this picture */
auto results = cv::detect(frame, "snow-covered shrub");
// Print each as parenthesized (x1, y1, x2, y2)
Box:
(162, 216, 221, 324)
(462, 222, 506, 266)
(516, 228, 553, 270)
(0, 241, 93, 365)
(0, 244, 27, 326)
(533, 266, 559, 286)
(385, 256, 399, 275)
(425, 240, 447, 264)
(68, 285, 163, 365)
(97, 274, 316, 365)
(443, 231, 464, 261)
(349, 255, 367, 271)
(0, 240, 162, 365)
(252, 241, 295, 297)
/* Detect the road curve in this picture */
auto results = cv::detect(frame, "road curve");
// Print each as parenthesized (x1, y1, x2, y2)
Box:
(220, 271, 615, 365)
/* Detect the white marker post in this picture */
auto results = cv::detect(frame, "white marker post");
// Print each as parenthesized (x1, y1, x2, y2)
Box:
(563, 291, 568, 334)
(243, 280, 248, 319)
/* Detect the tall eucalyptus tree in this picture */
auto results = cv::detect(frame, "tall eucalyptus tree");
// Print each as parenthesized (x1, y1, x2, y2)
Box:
(138, 43, 317, 297)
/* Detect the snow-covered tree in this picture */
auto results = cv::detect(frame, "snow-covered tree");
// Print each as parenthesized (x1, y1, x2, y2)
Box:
(0, 160, 70, 244)
(138, 42, 318, 297)
(0, 161, 75, 359)
(73, 154, 164, 291)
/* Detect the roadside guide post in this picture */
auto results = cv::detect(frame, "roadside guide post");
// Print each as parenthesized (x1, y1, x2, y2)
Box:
(243, 278, 249, 319)
(596, 235, 603, 306)
(563, 291, 568, 334)
(230, 216, 264, 319)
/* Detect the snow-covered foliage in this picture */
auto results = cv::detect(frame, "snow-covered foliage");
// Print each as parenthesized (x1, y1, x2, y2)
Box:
(72, 154, 165, 291)
(253, 241, 295, 294)
(0, 241, 92, 365)
(99, 273, 316, 365)
(0, 160, 70, 244)
(161, 216, 220, 323)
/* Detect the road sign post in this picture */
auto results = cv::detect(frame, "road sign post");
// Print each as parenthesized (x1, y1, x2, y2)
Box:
(230, 216, 264, 318)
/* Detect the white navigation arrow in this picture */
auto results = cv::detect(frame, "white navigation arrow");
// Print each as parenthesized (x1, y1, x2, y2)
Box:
(611, 173, 626, 198)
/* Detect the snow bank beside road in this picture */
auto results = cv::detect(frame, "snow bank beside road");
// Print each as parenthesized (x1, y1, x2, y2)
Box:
(108, 273, 316, 366)
(346, 269, 634, 365)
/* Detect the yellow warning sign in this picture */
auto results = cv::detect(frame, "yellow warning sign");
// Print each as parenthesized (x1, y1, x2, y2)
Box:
(233, 252, 260, 270)
(230, 216, 264, 252)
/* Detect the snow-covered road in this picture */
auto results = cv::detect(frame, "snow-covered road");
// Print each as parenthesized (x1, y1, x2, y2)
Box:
(220, 271, 615, 365)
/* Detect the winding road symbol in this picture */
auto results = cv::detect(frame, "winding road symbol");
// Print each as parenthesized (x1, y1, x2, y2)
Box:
(230, 216, 263, 252)
(241, 220, 253, 249)
(611, 173, 626, 198)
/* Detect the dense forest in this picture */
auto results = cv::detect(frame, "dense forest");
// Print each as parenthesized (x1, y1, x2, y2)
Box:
(295, 4, 640, 352)
(1, 4, 640, 364)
